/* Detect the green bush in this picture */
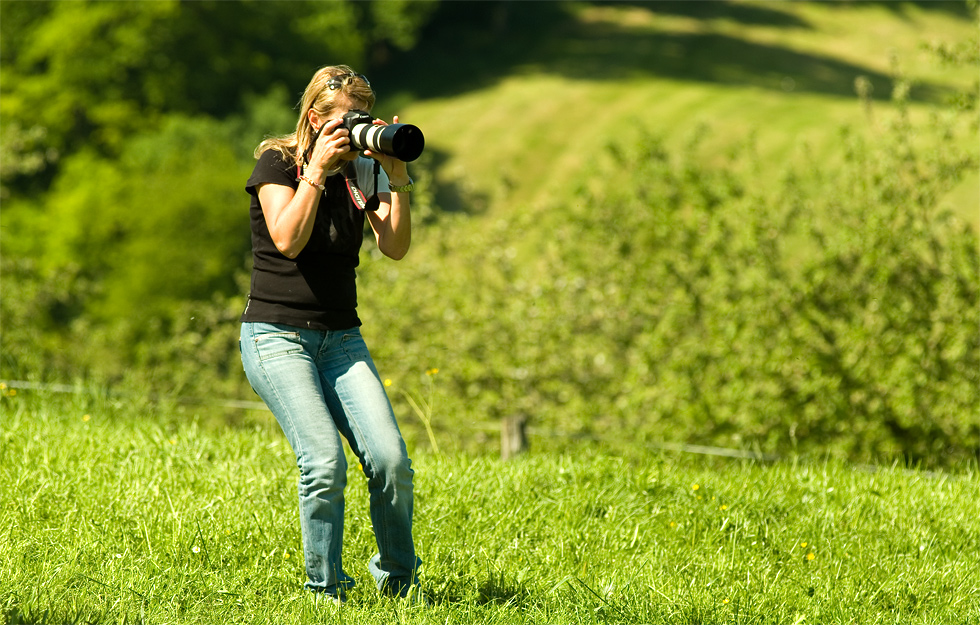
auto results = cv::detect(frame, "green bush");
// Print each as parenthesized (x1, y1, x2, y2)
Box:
(0, 114, 252, 389)
(360, 90, 979, 467)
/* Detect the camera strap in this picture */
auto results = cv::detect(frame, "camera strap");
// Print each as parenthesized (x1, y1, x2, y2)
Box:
(343, 160, 381, 212)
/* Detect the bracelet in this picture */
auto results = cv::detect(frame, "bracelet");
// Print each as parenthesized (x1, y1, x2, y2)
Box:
(388, 177, 414, 193)
(298, 175, 325, 191)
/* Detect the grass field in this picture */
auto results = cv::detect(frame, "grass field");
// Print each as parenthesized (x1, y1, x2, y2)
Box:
(3, 2, 977, 623)
(2, 392, 978, 624)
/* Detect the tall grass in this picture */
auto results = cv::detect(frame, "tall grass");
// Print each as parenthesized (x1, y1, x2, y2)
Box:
(2, 392, 977, 624)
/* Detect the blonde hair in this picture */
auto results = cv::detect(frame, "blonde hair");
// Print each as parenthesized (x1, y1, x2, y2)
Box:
(254, 65, 376, 165)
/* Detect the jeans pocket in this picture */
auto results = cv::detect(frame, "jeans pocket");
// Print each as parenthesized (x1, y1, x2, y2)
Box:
(254, 331, 304, 362)
(341, 331, 370, 362)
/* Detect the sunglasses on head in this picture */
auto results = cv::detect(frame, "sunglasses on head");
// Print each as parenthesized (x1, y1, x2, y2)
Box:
(326, 73, 370, 90)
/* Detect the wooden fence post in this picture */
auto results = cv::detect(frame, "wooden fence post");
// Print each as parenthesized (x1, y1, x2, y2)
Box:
(501, 414, 528, 460)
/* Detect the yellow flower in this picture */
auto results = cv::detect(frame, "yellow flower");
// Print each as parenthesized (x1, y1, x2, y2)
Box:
(800, 542, 808, 548)
(426, 368, 439, 376)
(669, 521, 677, 528)
(384, 379, 392, 387)
(807, 552, 815, 561)
(720, 504, 728, 510)
(692, 484, 700, 491)
(82, 414, 91, 422)
(284, 551, 291, 559)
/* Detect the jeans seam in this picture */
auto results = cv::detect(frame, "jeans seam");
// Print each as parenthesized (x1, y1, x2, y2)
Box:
(252, 346, 308, 466)
(345, 397, 389, 559)
(329, 343, 393, 575)
(348, 374, 402, 581)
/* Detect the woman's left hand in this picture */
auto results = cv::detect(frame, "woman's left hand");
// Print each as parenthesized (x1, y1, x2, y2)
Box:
(363, 116, 411, 186)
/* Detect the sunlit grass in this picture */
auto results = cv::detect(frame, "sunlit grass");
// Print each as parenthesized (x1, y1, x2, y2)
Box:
(386, 1, 977, 229)
(2, 393, 977, 624)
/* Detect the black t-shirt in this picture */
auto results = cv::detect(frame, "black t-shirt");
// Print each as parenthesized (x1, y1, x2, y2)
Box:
(241, 149, 365, 330)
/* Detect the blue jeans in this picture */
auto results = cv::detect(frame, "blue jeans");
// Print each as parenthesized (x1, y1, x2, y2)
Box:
(240, 322, 420, 598)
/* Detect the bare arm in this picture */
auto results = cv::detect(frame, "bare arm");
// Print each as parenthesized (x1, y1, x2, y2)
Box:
(258, 118, 350, 259)
(365, 185, 412, 260)
(364, 116, 413, 260)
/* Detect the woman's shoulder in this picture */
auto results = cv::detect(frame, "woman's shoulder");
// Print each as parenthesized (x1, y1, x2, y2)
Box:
(256, 147, 295, 169)
(248, 148, 297, 192)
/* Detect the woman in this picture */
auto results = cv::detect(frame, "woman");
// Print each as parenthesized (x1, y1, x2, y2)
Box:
(239, 65, 420, 602)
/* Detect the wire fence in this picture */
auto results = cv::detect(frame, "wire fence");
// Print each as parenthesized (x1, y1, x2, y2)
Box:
(0, 377, 787, 462)
(4, 378, 964, 478)
(3, 380, 957, 488)
(0, 379, 268, 411)
(5, 378, 938, 472)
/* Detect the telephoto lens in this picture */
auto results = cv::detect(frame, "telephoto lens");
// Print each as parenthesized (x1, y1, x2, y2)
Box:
(344, 110, 425, 162)
(349, 122, 425, 162)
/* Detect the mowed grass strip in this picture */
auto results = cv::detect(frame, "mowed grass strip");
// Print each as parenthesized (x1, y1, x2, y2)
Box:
(1, 393, 977, 624)
(384, 1, 977, 228)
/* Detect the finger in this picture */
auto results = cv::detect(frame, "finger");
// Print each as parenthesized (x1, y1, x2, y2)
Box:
(365, 151, 390, 165)
(317, 129, 345, 149)
(316, 118, 344, 137)
(322, 132, 349, 152)
(330, 141, 351, 156)
(318, 134, 347, 154)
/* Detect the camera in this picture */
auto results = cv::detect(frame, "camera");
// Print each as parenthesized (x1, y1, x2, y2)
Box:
(342, 109, 425, 162)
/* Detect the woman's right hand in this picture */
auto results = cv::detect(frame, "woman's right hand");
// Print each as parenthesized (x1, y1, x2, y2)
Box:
(306, 118, 350, 177)
(257, 118, 351, 259)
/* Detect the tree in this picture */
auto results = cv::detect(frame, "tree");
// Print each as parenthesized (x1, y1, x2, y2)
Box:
(0, 0, 439, 194)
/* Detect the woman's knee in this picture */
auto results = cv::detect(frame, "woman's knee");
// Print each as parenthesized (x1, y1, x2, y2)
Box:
(298, 453, 348, 496)
(366, 447, 413, 487)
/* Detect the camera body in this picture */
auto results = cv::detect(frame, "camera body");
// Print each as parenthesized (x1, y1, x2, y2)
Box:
(340, 109, 375, 133)
(341, 109, 424, 162)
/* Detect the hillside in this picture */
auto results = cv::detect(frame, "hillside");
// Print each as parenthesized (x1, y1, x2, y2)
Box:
(3, 1, 976, 466)
(373, 1, 976, 224)
(352, 1, 979, 465)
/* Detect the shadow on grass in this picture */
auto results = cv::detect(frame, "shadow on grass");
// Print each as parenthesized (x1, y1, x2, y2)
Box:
(373, 0, 957, 105)
(429, 569, 535, 609)
(475, 577, 533, 608)
(3, 606, 118, 625)
(422, 146, 491, 218)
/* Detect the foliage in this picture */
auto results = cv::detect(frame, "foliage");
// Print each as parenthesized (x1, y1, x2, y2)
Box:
(359, 81, 979, 467)
(1, 1, 977, 467)
(1, 113, 253, 389)
(0, 0, 439, 386)
(0, 0, 439, 194)
(1, 394, 978, 624)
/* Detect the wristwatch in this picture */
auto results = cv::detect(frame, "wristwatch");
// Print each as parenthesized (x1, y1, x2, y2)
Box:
(388, 178, 414, 193)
